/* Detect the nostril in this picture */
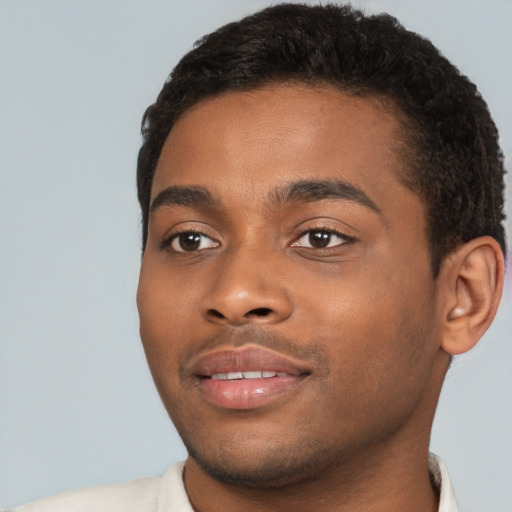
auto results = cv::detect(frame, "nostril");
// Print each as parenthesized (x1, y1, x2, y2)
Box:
(204, 307, 276, 323)
(207, 309, 226, 319)
(247, 307, 273, 317)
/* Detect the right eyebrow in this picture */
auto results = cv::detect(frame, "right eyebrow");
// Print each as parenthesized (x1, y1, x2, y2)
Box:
(150, 185, 218, 213)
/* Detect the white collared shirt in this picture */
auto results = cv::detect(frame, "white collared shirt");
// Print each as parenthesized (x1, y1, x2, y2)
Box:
(8, 454, 459, 511)
(429, 453, 459, 512)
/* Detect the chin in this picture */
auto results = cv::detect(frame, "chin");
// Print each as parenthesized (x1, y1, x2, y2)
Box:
(182, 431, 345, 489)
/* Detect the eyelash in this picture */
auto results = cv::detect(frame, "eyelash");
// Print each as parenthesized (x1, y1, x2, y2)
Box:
(160, 230, 219, 253)
(291, 226, 355, 250)
(161, 226, 354, 254)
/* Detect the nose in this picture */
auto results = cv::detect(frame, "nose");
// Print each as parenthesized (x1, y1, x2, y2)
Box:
(199, 248, 293, 326)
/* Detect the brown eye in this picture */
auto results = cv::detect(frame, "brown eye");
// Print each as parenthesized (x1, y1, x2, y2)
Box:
(308, 231, 332, 248)
(292, 229, 349, 249)
(170, 232, 218, 252)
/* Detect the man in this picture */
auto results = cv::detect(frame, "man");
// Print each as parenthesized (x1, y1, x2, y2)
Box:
(11, 3, 506, 511)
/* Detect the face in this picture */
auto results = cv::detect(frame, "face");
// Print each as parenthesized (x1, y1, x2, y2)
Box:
(137, 85, 444, 487)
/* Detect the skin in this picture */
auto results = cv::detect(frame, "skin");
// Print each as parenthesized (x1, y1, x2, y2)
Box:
(137, 85, 499, 511)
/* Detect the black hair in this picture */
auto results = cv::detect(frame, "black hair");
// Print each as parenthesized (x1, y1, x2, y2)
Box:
(137, 3, 506, 275)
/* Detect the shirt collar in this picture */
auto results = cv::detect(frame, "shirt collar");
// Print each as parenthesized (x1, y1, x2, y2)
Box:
(429, 453, 459, 512)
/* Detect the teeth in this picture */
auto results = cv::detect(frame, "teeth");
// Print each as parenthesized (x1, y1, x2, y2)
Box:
(211, 370, 286, 380)
(243, 371, 262, 379)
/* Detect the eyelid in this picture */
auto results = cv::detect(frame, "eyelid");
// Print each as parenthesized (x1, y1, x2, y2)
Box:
(159, 222, 221, 253)
(290, 216, 356, 240)
(291, 227, 354, 249)
(289, 215, 358, 235)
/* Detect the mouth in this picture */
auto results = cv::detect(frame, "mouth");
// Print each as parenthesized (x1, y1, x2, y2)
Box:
(189, 346, 312, 410)
(210, 370, 293, 380)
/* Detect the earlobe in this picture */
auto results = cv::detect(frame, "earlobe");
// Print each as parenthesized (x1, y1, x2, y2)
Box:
(440, 236, 504, 355)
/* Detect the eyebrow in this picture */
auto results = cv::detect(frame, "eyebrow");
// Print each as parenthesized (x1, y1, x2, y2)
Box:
(272, 179, 381, 213)
(150, 185, 217, 212)
(150, 179, 380, 214)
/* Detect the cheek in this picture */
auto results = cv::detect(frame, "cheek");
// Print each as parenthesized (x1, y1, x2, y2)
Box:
(300, 262, 437, 388)
(137, 263, 190, 363)
(138, 256, 200, 325)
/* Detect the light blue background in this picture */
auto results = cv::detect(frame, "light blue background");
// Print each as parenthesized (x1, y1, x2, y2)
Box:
(1, 1, 511, 510)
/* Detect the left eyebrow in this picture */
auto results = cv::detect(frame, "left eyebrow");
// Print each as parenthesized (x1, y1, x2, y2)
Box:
(271, 179, 381, 213)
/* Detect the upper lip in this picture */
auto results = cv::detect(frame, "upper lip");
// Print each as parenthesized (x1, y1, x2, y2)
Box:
(187, 345, 313, 378)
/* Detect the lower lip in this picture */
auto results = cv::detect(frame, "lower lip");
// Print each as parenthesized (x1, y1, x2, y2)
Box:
(198, 375, 304, 410)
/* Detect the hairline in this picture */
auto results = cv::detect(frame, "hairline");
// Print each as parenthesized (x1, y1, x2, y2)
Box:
(144, 79, 435, 268)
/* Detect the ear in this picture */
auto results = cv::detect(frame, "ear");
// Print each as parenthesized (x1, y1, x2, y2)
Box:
(438, 236, 504, 355)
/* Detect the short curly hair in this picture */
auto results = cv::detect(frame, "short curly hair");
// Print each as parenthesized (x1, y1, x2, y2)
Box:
(137, 3, 506, 275)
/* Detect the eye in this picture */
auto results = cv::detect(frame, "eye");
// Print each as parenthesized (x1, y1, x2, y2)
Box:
(168, 232, 219, 253)
(292, 229, 350, 249)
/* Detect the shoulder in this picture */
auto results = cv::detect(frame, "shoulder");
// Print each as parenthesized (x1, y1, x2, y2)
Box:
(8, 476, 161, 512)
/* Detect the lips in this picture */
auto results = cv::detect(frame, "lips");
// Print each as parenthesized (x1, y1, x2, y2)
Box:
(188, 346, 311, 410)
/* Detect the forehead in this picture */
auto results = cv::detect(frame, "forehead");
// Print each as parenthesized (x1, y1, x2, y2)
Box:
(152, 84, 419, 221)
